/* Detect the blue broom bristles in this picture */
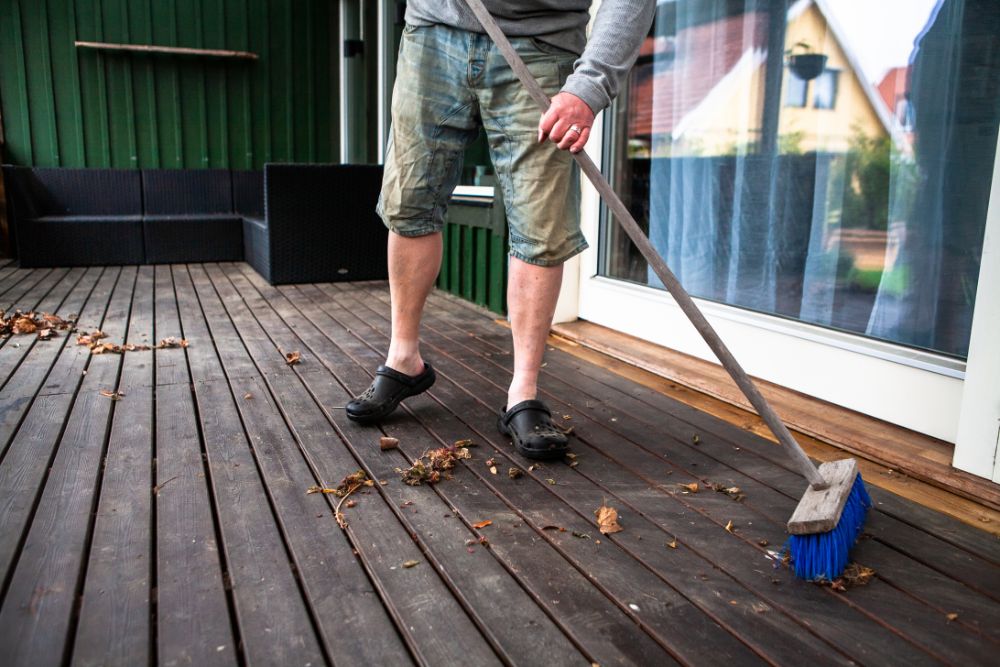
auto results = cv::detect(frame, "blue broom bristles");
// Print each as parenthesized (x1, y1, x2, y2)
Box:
(787, 474, 871, 581)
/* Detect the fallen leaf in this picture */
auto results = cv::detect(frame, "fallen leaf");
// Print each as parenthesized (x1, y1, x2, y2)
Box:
(568, 461, 579, 469)
(679, 483, 699, 493)
(472, 520, 492, 529)
(285, 350, 301, 365)
(155, 337, 189, 349)
(565, 453, 577, 460)
(99, 389, 125, 401)
(572, 531, 591, 539)
(380, 436, 399, 451)
(11, 315, 37, 334)
(841, 563, 876, 587)
(508, 467, 523, 479)
(724, 520, 734, 532)
(345, 499, 357, 508)
(667, 539, 678, 549)
(244, 392, 253, 400)
(306, 485, 338, 494)
(454, 439, 473, 447)
(595, 502, 623, 534)
(37, 328, 54, 340)
(692, 434, 700, 444)
(545, 478, 557, 485)
(946, 612, 958, 622)
(402, 560, 419, 568)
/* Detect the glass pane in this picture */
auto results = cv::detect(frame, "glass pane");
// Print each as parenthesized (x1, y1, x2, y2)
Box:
(601, 0, 1000, 358)
(812, 69, 838, 109)
(785, 71, 808, 107)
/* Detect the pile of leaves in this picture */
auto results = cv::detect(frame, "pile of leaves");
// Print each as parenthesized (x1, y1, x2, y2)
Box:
(77, 330, 189, 355)
(0, 310, 75, 339)
(823, 563, 877, 591)
(396, 444, 471, 486)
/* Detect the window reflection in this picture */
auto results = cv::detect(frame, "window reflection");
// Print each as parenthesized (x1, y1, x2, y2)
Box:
(602, 0, 1000, 358)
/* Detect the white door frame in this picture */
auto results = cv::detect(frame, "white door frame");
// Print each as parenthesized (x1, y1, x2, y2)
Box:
(953, 129, 1000, 480)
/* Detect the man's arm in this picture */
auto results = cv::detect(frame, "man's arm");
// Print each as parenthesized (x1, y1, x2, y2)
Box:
(539, 0, 656, 153)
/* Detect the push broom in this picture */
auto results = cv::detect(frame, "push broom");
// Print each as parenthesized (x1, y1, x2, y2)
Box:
(463, 0, 871, 581)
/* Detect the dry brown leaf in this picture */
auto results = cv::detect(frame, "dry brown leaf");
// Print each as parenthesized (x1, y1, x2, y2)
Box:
(724, 520, 734, 532)
(595, 502, 623, 534)
(842, 563, 876, 587)
(667, 539, 678, 549)
(380, 436, 399, 451)
(285, 350, 301, 365)
(99, 389, 125, 401)
(11, 316, 37, 335)
(155, 337, 188, 349)
(244, 392, 253, 400)
(946, 612, 958, 622)
(508, 467, 523, 479)
(345, 499, 357, 508)
(37, 328, 54, 340)
(402, 560, 419, 568)
(679, 483, 699, 493)
(472, 520, 492, 529)
(306, 485, 338, 494)
(545, 478, 557, 485)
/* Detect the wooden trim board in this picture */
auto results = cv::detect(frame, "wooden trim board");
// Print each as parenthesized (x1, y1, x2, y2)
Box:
(545, 319, 1000, 530)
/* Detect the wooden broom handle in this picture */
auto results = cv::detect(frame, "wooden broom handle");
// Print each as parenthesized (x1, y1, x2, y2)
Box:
(462, 0, 829, 490)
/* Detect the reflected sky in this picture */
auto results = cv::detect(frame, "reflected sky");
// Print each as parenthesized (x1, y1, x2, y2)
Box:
(802, 0, 939, 83)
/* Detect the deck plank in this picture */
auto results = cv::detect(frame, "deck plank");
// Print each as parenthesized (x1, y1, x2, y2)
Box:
(150, 264, 238, 667)
(0, 266, 136, 667)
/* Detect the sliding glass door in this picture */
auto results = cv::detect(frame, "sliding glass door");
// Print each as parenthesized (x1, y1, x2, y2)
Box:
(581, 0, 1000, 440)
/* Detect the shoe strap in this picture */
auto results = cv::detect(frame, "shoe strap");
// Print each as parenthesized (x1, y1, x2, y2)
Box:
(502, 399, 552, 424)
(376, 363, 430, 386)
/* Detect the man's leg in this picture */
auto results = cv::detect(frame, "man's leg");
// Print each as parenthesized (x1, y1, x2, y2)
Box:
(384, 230, 442, 377)
(506, 257, 563, 407)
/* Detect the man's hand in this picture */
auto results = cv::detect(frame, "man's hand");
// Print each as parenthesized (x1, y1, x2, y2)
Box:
(538, 92, 595, 153)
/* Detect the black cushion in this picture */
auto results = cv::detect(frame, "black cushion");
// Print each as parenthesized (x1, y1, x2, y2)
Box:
(142, 169, 233, 215)
(143, 214, 243, 264)
(4, 166, 142, 217)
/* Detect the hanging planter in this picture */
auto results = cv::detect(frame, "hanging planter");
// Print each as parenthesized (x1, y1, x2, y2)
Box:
(786, 41, 828, 81)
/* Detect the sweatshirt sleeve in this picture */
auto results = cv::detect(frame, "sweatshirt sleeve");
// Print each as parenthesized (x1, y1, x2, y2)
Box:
(560, 0, 656, 113)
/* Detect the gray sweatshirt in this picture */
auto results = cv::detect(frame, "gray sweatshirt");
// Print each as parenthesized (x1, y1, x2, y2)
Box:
(404, 0, 656, 113)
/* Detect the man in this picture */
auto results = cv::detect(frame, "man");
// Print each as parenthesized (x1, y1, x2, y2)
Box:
(346, 0, 655, 459)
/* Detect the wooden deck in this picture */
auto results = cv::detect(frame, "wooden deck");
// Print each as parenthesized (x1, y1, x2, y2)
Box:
(0, 260, 997, 667)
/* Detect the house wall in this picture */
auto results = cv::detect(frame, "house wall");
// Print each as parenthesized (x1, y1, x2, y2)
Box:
(780, 2, 885, 153)
(676, 2, 886, 156)
(0, 0, 343, 170)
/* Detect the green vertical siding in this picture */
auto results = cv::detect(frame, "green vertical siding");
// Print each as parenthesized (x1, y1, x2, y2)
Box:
(0, 0, 338, 168)
(437, 219, 508, 316)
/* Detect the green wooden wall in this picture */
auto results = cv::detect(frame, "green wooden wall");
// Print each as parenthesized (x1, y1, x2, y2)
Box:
(0, 0, 340, 169)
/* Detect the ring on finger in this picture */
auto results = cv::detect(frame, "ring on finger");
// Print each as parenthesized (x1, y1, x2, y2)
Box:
(567, 124, 583, 135)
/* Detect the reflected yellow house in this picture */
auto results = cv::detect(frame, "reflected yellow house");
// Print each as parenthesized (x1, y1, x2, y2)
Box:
(629, 0, 899, 157)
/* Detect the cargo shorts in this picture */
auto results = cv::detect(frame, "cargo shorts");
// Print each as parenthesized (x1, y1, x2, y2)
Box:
(376, 23, 588, 266)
